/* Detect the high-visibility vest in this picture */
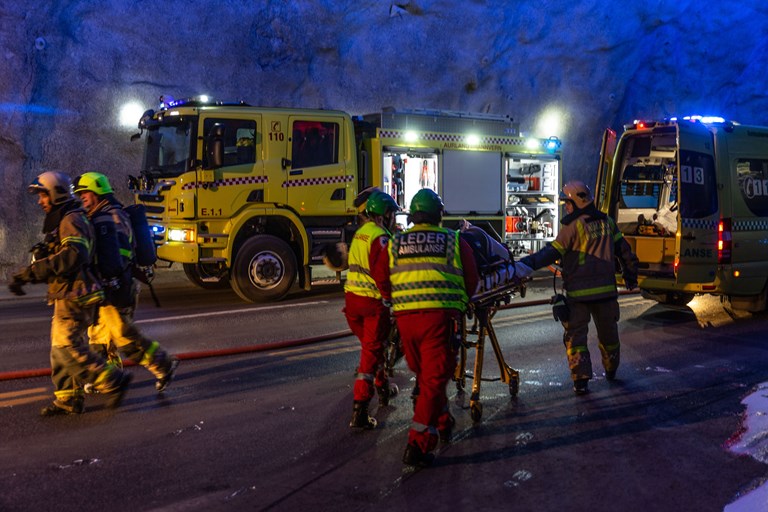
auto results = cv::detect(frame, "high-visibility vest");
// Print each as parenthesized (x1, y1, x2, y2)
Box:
(344, 221, 387, 299)
(389, 224, 468, 312)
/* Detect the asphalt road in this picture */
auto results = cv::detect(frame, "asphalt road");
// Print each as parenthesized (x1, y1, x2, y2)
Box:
(1, 270, 767, 511)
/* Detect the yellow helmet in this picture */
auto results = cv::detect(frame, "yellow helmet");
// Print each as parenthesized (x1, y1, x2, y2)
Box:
(72, 172, 114, 196)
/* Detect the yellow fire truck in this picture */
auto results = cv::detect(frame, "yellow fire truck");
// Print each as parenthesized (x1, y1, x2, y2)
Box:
(130, 97, 562, 302)
(595, 116, 768, 311)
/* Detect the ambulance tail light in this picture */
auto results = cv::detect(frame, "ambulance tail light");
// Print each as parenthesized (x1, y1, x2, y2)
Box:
(718, 218, 732, 264)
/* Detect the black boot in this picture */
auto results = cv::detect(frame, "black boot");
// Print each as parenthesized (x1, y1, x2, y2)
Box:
(402, 443, 434, 467)
(349, 401, 377, 429)
(376, 382, 399, 407)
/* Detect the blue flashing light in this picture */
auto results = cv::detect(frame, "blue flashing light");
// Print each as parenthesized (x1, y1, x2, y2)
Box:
(544, 136, 561, 152)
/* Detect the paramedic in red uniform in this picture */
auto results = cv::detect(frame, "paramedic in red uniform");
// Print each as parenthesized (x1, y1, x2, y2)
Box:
(517, 181, 638, 395)
(344, 190, 401, 429)
(389, 189, 479, 467)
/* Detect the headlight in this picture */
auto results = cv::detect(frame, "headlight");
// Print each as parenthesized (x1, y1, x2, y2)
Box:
(167, 227, 195, 243)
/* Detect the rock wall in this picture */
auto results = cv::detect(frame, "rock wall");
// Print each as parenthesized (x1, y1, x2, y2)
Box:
(1, 0, 767, 276)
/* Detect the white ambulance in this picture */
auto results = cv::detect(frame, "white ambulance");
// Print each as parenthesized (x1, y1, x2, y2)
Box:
(595, 116, 768, 311)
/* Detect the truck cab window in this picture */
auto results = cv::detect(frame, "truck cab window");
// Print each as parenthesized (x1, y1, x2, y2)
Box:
(291, 120, 339, 168)
(203, 118, 257, 168)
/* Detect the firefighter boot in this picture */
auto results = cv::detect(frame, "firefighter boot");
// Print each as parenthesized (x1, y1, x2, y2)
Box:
(376, 382, 399, 407)
(156, 358, 180, 393)
(402, 443, 435, 468)
(105, 372, 133, 409)
(573, 378, 590, 395)
(349, 401, 377, 429)
(40, 399, 84, 417)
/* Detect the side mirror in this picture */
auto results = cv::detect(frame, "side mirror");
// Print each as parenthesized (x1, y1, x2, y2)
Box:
(205, 123, 224, 169)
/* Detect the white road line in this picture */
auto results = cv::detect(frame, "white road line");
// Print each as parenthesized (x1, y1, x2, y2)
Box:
(136, 300, 330, 324)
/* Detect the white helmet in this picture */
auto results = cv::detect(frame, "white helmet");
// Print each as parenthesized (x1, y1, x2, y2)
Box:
(559, 180, 593, 209)
(28, 171, 73, 205)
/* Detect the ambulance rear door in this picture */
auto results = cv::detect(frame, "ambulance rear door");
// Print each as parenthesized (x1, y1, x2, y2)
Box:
(675, 122, 720, 284)
(594, 128, 617, 212)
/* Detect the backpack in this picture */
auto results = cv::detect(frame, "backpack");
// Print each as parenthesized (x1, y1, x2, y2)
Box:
(124, 204, 157, 267)
(89, 210, 123, 281)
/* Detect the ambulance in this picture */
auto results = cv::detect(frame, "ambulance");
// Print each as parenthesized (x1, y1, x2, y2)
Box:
(129, 97, 562, 302)
(595, 116, 768, 311)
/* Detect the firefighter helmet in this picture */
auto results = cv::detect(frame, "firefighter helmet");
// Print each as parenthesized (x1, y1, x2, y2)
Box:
(353, 186, 381, 213)
(559, 180, 593, 209)
(365, 191, 400, 216)
(409, 188, 444, 215)
(72, 172, 114, 196)
(27, 171, 73, 205)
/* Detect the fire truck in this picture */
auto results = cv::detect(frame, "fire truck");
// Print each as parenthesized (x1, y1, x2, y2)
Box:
(595, 115, 768, 311)
(130, 97, 562, 302)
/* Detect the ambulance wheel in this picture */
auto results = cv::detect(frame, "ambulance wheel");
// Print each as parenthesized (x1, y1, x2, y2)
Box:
(470, 401, 483, 422)
(231, 235, 297, 303)
(662, 292, 694, 306)
(183, 263, 230, 290)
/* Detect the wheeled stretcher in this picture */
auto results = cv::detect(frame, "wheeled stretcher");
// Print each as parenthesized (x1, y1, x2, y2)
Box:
(455, 259, 526, 422)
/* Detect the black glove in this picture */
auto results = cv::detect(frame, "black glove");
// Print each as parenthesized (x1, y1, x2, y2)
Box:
(8, 277, 26, 296)
(12, 266, 35, 284)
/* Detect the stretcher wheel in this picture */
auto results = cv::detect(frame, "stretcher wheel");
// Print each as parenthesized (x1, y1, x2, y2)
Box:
(509, 377, 519, 397)
(470, 401, 483, 422)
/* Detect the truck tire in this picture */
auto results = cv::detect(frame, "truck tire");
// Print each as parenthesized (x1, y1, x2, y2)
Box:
(182, 263, 230, 290)
(231, 235, 297, 302)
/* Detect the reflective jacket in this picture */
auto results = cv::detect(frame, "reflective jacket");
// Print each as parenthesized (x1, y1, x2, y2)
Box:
(29, 200, 104, 306)
(389, 224, 469, 313)
(521, 205, 638, 302)
(344, 221, 389, 299)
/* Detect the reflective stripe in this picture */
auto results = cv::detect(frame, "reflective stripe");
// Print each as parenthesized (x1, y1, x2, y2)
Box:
(140, 341, 160, 366)
(575, 221, 587, 265)
(410, 421, 437, 435)
(355, 372, 374, 382)
(551, 240, 566, 256)
(74, 290, 105, 306)
(61, 235, 91, 251)
(567, 346, 590, 356)
(567, 284, 617, 298)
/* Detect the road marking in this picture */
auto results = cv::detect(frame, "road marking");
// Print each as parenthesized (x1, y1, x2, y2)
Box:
(136, 300, 330, 324)
(0, 387, 49, 408)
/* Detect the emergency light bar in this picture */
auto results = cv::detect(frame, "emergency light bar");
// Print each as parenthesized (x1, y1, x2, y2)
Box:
(158, 95, 250, 110)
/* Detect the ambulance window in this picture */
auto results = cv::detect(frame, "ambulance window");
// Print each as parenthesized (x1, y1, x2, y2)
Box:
(679, 150, 717, 218)
(736, 158, 768, 216)
(202, 118, 257, 168)
(291, 120, 339, 168)
(619, 165, 662, 208)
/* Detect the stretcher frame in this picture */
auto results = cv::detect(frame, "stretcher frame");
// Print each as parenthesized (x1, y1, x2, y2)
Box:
(454, 275, 525, 422)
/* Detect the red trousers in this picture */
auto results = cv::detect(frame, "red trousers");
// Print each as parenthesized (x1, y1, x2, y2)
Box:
(396, 309, 459, 454)
(344, 293, 391, 403)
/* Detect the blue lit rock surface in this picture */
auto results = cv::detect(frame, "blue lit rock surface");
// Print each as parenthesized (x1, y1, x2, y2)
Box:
(1, 1, 767, 274)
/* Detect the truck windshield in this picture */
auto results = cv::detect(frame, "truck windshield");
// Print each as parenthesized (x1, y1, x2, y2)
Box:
(141, 118, 196, 178)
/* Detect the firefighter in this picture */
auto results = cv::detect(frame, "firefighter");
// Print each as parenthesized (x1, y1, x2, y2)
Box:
(517, 180, 638, 395)
(8, 171, 132, 415)
(72, 172, 179, 392)
(389, 188, 479, 467)
(345, 190, 400, 429)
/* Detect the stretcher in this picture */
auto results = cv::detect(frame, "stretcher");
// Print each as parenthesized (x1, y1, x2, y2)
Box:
(455, 259, 526, 422)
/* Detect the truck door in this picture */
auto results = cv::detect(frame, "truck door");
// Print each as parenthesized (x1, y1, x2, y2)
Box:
(286, 116, 349, 216)
(675, 123, 719, 284)
(594, 128, 617, 212)
(199, 115, 263, 218)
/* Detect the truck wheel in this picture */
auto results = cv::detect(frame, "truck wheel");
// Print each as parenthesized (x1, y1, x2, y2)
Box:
(231, 235, 297, 302)
(183, 263, 230, 290)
